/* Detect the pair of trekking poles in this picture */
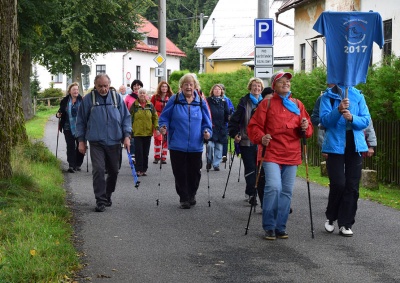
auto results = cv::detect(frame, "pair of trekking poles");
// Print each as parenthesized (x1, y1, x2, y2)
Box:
(220, 132, 315, 238)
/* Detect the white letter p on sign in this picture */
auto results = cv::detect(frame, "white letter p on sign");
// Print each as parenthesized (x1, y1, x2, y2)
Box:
(258, 22, 269, 38)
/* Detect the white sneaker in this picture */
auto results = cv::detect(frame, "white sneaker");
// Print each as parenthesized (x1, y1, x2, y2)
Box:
(339, 226, 353, 237)
(324, 220, 335, 233)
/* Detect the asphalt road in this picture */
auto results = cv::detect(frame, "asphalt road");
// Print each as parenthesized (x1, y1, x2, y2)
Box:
(43, 115, 400, 283)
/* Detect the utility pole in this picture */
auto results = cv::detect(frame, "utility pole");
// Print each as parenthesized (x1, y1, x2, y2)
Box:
(199, 13, 208, 74)
(258, 0, 270, 87)
(158, 0, 167, 82)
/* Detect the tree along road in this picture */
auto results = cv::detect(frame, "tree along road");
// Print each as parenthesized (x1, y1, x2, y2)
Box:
(43, 115, 400, 283)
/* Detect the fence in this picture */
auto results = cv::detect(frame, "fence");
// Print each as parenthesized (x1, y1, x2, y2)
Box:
(33, 96, 62, 115)
(306, 120, 400, 186)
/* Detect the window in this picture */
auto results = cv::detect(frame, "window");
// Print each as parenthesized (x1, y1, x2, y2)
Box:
(383, 19, 392, 57)
(167, 69, 171, 81)
(311, 40, 317, 70)
(136, 66, 141, 80)
(147, 37, 158, 46)
(300, 44, 306, 71)
(52, 73, 63, 83)
(96, 65, 106, 75)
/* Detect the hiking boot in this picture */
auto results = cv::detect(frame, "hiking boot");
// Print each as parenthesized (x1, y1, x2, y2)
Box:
(68, 167, 75, 173)
(179, 201, 191, 209)
(95, 203, 106, 212)
(339, 226, 353, 237)
(75, 166, 81, 171)
(137, 171, 143, 177)
(153, 159, 159, 164)
(264, 230, 276, 240)
(213, 166, 220, 171)
(249, 196, 258, 206)
(142, 172, 147, 176)
(325, 220, 335, 233)
(222, 156, 227, 163)
(276, 230, 289, 239)
(161, 160, 167, 164)
(106, 195, 112, 207)
(189, 196, 196, 206)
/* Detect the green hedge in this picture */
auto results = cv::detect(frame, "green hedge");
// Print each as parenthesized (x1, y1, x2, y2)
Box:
(169, 56, 400, 120)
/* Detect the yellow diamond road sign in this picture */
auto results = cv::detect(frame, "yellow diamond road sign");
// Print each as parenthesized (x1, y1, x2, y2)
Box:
(153, 54, 166, 66)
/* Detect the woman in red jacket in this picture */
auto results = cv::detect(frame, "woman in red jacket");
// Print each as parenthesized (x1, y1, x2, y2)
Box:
(151, 81, 173, 164)
(247, 72, 313, 240)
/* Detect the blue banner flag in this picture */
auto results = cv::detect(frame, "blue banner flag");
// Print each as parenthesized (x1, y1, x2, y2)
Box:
(126, 149, 140, 188)
(313, 11, 384, 87)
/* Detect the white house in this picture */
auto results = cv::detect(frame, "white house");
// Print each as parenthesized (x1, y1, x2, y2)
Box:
(35, 18, 186, 93)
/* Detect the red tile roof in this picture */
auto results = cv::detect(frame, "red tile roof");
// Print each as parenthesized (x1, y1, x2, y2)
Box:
(134, 19, 186, 57)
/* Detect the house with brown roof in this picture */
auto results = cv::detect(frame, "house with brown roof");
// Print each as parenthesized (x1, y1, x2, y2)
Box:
(35, 18, 186, 93)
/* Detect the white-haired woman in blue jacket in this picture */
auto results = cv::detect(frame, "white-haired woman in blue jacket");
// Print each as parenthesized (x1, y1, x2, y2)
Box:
(320, 84, 370, 237)
(159, 73, 212, 209)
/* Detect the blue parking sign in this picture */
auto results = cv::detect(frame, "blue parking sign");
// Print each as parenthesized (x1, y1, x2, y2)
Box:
(254, 18, 274, 46)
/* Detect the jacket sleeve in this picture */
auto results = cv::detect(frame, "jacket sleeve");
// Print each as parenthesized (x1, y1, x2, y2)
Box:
(201, 98, 213, 137)
(151, 103, 159, 130)
(224, 100, 229, 123)
(311, 96, 321, 127)
(158, 95, 175, 130)
(365, 119, 377, 147)
(247, 99, 269, 145)
(120, 96, 132, 138)
(76, 95, 91, 142)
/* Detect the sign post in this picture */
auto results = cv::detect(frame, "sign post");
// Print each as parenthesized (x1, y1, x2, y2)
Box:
(254, 18, 274, 81)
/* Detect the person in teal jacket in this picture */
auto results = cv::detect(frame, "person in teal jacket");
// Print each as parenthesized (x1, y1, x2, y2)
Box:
(320, 84, 370, 237)
(159, 73, 212, 209)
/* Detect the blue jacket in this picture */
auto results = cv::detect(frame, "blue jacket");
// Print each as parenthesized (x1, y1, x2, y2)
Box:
(159, 91, 212, 152)
(320, 85, 370, 154)
(76, 90, 132, 146)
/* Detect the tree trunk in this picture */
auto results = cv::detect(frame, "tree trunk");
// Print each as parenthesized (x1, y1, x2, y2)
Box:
(0, 0, 26, 179)
(71, 52, 84, 95)
(21, 50, 34, 120)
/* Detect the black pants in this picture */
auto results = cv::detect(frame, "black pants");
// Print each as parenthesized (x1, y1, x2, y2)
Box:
(134, 136, 151, 172)
(64, 129, 84, 169)
(326, 131, 363, 229)
(170, 150, 202, 202)
(90, 142, 121, 205)
(240, 145, 258, 196)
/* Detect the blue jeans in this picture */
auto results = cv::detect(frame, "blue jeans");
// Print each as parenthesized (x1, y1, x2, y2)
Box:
(206, 141, 223, 168)
(262, 162, 297, 232)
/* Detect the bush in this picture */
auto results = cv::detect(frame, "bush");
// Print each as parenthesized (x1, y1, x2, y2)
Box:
(36, 85, 64, 106)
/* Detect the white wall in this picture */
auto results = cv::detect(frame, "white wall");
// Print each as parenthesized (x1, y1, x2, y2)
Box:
(35, 51, 181, 94)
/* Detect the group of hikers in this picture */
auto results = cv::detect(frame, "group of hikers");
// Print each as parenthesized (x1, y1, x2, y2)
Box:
(56, 71, 375, 240)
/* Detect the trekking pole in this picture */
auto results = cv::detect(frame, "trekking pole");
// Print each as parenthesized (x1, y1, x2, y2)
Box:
(86, 143, 89, 172)
(204, 132, 211, 207)
(225, 137, 231, 170)
(237, 157, 242, 182)
(222, 145, 235, 198)
(156, 134, 166, 206)
(127, 149, 140, 189)
(236, 133, 242, 182)
(245, 145, 266, 235)
(56, 118, 60, 158)
(302, 127, 315, 239)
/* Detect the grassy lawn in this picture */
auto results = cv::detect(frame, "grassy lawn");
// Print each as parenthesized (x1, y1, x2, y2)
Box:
(0, 107, 80, 282)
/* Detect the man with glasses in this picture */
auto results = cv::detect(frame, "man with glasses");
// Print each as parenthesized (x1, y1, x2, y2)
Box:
(76, 74, 132, 212)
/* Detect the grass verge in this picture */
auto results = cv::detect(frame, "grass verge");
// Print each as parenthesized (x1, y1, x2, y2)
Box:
(297, 164, 400, 211)
(0, 107, 80, 282)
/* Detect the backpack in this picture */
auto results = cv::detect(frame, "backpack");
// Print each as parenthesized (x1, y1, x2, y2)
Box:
(90, 89, 120, 111)
(131, 101, 155, 114)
